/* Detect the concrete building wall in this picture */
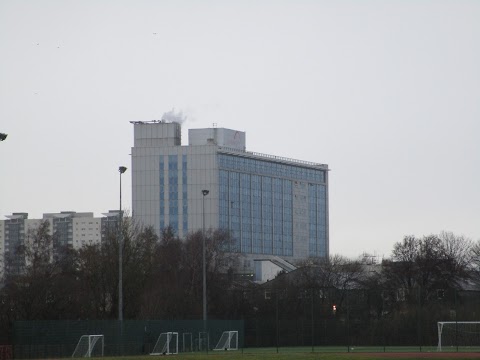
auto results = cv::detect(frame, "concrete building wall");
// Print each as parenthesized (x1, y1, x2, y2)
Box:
(132, 124, 221, 238)
(0, 220, 4, 277)
(189, 128, 246, 150)
(131, 143, 162, 232)
(133, 121, 181, 147)
(72, 217, 101, 248)
(185, 145, 219, 234)
(254, 260, 283, 283)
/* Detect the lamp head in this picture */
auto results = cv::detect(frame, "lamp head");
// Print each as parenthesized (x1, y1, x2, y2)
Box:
(119, 166, 127, 174)
(0, 133, 7, 141)
(202, 190, 209, 196)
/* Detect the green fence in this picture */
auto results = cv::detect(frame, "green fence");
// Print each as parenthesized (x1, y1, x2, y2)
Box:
(13, 319, 243, 358)
(11, 289, 480, 358)
(242, 288, 480, 350)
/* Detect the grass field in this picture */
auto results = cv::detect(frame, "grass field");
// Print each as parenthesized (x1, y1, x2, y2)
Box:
(95, 353, 480, 360)
(90, 347, 480, 360)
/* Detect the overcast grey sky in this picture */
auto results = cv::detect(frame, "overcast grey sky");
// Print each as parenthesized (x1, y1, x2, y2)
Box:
(1, 0, 479, 259)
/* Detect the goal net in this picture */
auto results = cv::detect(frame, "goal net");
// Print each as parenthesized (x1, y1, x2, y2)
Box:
(213, 331, 238, 351)
(437, 321, 480, 351)
(150, 332, 178, 355)
(72, 335, 104, 358)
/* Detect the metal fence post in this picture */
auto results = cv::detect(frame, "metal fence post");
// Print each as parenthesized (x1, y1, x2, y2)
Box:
(455, 289, 458, 352)
(276, 289, 279, 353)
(418, 287, 422, 351)
(311, 288, 314, 352)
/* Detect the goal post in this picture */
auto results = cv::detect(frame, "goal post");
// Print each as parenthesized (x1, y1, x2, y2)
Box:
(72, 335, 104, 358)
(437, 321, 480, 351)
(214, 331, 238, 351)
(150, 332, 178, 355)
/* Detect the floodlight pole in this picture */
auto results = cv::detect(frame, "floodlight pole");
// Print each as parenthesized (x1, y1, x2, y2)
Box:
(118, 166, 127, 322)
(201, 190, 210, 329)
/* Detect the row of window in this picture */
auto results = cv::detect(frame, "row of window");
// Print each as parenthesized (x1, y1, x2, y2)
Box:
(219, 169, 328, 257)
(219, 154, 326, 183)
(169, 156, 179, 233)
(156, 154, 327, 256)
(159, 159, 165, 230)
(308, 184, 327, 257)
(159, 156, 188, 234)
(219, 170, 293, 256)
(182, 155, 188, 233)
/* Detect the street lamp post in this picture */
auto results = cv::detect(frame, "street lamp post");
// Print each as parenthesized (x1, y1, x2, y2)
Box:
(201, 190, 210, 326)
(118, 166, 127, 322)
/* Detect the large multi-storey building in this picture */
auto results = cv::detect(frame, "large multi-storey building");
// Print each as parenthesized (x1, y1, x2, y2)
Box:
(131, 121, 329, 269)
(0, 211, 119, 276)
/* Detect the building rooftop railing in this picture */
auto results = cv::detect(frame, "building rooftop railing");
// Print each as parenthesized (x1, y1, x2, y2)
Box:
(218, 146, 328, 169)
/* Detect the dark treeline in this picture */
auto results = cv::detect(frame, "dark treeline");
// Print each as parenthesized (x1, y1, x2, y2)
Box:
(1, 220, 479, 346)
(0, 218, 247, 341)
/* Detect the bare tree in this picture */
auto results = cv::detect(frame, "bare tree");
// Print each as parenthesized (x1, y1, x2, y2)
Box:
(139, 228, 239, 319)
(439, 231, 473, 284)
(297, 254, 365, 290)
(76, 217, 158, 319)
(383, 232, 473, 302)
(76, 243, 113, 318)
(2, 220, 80, 320)
(139, 226, 185, 319)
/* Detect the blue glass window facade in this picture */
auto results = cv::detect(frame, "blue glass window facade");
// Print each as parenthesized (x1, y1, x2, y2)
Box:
(316, 184, 327, 257)
(240, 173, 252, 253)
(218, 155, 325, 183)
(228, 172, 240, 252)
(308, 184, 327, 257)
(219, 170, 229, 240)
(218, 154, 327, 257)
(262, 176, 273, 255)
(182, 155, 188, 233)
(168, 155, 179, 233)
(160, 154, 187, 236)
(252, 175, 262, 254)
(159, 158, 165, 231)
(283, 180, 293, 256)
(273, 178, 283, 256)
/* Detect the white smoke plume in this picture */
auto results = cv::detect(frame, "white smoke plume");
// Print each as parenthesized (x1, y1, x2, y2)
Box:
(161, 109, 186, 124)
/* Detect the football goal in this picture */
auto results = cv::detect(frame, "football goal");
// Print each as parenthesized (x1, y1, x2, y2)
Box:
(213, 331, 238, 351)
(150, 332, 178, 355)
(437, 321, 480, 351)
(72, 335, 104, 358)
